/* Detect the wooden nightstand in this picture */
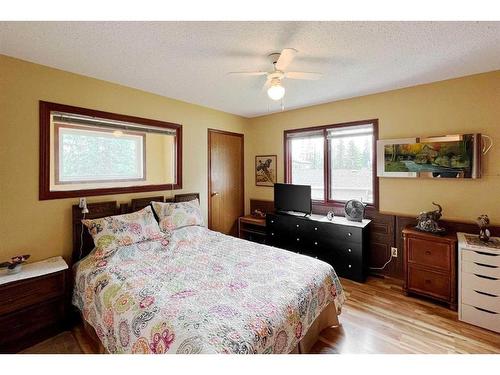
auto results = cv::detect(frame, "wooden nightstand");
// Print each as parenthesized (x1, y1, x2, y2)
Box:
(238, 215, 267, 244)
(403, 227, 457, 310)
(0, 256, 69, 353)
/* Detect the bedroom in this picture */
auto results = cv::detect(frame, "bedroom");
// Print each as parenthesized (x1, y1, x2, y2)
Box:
(0, 1, 499, 373)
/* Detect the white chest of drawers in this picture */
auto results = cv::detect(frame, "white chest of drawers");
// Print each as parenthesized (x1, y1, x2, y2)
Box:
(457, 232, 500, 333)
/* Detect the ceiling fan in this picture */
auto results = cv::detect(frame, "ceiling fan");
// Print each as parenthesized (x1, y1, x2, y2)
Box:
(228, 48, 322, 101)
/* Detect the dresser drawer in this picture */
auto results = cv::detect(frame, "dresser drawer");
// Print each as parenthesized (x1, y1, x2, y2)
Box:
(408, 237, 450, 271)
(461, 303, 500, 333)
(408, 266, 450, 300)
(462, 260, 500, 279)
(462, 250, 500, 267)
(462, 287, 500, 313)
(0, 271, 65, 315)
(461, 271, 499, 296)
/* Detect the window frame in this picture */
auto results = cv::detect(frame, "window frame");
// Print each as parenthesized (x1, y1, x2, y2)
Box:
(284, 119, 379, 210)
(39, 101, 182, 200)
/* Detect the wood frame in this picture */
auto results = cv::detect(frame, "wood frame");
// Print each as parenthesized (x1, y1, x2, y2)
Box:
(207, 128, 244, 231)
(39, 101, 183, 200)
(255, 154, 277, 187)
(283, 119, 379, 210)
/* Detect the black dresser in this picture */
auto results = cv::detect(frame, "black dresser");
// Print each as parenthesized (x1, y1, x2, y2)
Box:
(266, 212, 370, 282)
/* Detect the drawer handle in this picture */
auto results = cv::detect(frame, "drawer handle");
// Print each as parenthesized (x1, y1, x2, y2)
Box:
(474, 273, 498, 281)
(348, 248, 352, 253)
(473, 306, 498, 315)
(425, 250, 431, 255)
(347, 232, 352, 237)
(271, 233, 274, 236)
(296, 238, 300, 242)
(425, 279, 432, 284)
(474, 251, 498, 257)
(314, 242, 318, 246)
(271, 220, 274, 223)
(314, 227, 318, 231)
(296, 224, 300, 228)
(474, 262, 498, 269)
(474, 290, 498, 298)
(348, 264, 352, 268)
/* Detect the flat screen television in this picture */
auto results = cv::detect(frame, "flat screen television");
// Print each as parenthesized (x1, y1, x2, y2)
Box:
(274, 183, 312, 215)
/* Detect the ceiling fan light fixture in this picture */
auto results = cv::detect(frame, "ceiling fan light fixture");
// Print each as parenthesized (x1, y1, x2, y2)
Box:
(267, 82, 285, 101)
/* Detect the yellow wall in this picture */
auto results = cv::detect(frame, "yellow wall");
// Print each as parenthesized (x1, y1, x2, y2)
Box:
(0, 54, 247, 263)
(1, 53, 499, 265)
(245, 71, 500, 224)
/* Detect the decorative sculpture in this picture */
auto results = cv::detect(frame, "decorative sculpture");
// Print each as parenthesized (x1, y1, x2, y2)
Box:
(476, 214, 490, 242)
(0, 254, 30, 274)
(416, 202, 446, 234)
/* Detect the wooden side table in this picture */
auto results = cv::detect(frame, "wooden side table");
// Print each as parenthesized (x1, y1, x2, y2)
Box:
(238, 215, 267, 244)
(0, 256, 69, 353)
(403, 227, 457, 310)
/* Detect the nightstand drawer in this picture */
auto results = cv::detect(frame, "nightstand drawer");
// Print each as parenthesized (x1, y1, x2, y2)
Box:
(462, 260, 500, 279)
(0, 271, 65, 315)
(408, 237, 450, 271)
(462, 287, 500, 313)
(461, 303, 500, 333)
(408, 266, 450, 300)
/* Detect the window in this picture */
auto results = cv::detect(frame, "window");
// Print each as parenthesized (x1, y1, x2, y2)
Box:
(56, 124, 145, 184)
(285, 120, 377, 207)
(288, 130, 325, 200)
(40, 101, 182, 200)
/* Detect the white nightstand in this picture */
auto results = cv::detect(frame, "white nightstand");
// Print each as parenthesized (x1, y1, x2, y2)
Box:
(457, 233, 500, 333)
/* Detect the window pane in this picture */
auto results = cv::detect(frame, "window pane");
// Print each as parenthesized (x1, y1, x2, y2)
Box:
(329, 125, 373, 204)
(290, 136, 324, 200)
(58, 126, 144, 182)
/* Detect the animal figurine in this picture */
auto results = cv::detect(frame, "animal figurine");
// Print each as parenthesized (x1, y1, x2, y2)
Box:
(476, 214, 490, 242)
(0, 254, 30, 274)
(416, 202, 446, 234)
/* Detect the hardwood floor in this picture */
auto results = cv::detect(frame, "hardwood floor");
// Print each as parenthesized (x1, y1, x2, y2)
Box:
(21, 276, 499, 354)
(311, 277, 500, 354)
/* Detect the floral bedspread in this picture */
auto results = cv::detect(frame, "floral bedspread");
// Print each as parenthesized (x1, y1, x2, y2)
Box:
(73, 226, 345, 354)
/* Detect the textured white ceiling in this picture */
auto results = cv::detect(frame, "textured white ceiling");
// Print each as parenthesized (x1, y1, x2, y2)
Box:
(1, 21, 499, 117)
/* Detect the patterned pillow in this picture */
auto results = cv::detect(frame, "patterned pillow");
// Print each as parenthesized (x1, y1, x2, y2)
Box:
(82, 206, 165, 258)
(152, 199, 205, 232)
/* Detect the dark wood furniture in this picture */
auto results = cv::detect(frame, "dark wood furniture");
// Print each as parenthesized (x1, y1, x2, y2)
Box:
(238, 215, 267, 244)
(0, 258, 69, 353)
(266, 212, 370, 282)
(403, 226, 457, 310)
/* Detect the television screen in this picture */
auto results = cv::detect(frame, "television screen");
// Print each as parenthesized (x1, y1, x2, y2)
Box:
(274, 183, 312, 214)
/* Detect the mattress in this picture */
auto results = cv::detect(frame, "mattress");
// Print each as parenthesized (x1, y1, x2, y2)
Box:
(73, 226, 345, 353)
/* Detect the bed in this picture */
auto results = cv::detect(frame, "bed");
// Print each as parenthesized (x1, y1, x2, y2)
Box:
(71, 194, 345, 354)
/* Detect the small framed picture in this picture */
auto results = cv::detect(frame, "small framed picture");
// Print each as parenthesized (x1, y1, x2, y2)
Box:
(255, 155, 277, 187)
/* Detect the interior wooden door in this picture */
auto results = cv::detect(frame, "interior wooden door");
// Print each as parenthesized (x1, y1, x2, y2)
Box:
(208, 129, 244, 235)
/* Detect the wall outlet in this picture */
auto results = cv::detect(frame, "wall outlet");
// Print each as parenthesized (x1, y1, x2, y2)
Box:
(391, 247, 398, 258)
(79, 197, 87, 208)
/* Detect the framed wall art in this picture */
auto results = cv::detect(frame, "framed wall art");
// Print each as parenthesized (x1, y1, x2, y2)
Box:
(255, 155, 277, 186)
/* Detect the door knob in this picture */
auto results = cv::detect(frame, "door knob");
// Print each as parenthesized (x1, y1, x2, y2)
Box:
(211, 192, 219, 197)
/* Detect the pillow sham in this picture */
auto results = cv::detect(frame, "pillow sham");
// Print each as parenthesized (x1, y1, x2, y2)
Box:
(152, 199, 205, 232)
(82, 206, 165, 258)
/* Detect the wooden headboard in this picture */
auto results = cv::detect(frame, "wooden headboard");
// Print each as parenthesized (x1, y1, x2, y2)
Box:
(71, 193, 200, 265)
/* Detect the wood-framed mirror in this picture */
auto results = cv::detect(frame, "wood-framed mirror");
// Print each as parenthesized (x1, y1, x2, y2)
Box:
(39, 101, 182, 200)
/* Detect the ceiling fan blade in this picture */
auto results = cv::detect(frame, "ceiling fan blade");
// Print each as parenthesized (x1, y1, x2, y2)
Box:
(285, 71, 322, 80)
(227, 71, 268, 76)
(276, 48, 297, 71)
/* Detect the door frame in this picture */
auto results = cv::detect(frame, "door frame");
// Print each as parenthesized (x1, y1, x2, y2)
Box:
(207, 128, 245, 231)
